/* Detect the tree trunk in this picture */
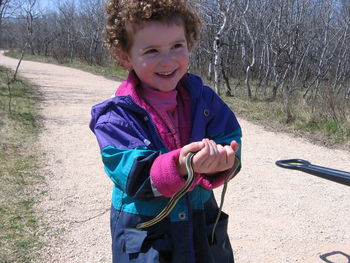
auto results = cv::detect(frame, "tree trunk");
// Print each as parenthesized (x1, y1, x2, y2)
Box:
(221, 62, 232, 96)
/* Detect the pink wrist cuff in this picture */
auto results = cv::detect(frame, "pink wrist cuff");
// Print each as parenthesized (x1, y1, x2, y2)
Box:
(150, 149, 188, 198)
(198, 156, 240, 190)
(197, 169, 234, 190)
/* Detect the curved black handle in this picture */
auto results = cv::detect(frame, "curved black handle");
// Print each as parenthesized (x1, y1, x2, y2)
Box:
(275, 159, 350, 187)
(275, 159, 311, 170)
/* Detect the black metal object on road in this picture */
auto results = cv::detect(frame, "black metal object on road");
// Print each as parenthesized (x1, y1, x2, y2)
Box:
(275, 159, 350, 187)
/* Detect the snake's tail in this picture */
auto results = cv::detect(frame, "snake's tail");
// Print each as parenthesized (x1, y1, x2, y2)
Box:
(210, 157, 240, 244)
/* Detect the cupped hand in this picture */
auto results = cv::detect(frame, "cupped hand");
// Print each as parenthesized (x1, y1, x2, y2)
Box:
(177, 139, 239, 176)
(192, 139, 238, 175)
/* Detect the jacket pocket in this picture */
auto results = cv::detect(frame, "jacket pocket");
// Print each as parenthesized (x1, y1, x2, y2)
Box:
(206, 212, 234, 262)
(123, 228, 148, 254)
(123, 228, 173, 262)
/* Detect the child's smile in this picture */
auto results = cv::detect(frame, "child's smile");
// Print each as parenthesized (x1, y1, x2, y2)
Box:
(123, 21, 189, 92)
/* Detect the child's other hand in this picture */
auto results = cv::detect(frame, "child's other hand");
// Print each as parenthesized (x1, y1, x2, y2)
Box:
(192, 139, 238, 175)
(177, 139, 239, 176)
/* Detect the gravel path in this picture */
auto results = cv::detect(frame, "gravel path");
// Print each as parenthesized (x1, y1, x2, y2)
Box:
(1, 51, 349, 263)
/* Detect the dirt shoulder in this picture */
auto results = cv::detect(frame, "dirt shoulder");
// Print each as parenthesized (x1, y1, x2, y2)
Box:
(1, 51, 349, 263)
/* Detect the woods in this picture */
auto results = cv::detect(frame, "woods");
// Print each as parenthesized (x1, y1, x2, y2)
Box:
(194, 0, 350, 124)
(0, 0, 349, 125)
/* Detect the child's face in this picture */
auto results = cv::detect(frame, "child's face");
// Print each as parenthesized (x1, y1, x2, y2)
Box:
(123, 21, 189, 92)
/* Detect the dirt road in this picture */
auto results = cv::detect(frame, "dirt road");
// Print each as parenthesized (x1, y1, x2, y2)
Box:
(1, 51, 349, 263)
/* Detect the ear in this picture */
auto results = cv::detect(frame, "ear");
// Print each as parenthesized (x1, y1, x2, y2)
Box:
(116, 49, 132, 69)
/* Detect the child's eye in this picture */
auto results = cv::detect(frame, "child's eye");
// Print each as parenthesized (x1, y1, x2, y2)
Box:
(144, 49, 158, 55)
(173, 43, 183, 49)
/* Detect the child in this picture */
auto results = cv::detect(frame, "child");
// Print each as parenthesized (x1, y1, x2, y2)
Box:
(90, 0, 242, 262)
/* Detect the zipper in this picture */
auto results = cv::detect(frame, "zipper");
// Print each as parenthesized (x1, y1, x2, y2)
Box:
(124, 96, 166, 151)
(143, 110, 167, 151)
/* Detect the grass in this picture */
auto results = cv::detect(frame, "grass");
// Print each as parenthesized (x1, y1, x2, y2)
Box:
(223, 91, 350, 149)
(0, 66, 44, 263)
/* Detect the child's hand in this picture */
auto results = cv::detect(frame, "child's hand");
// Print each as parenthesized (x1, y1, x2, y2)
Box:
(192, 139, 238, 175)
(177, 139, 239, 176)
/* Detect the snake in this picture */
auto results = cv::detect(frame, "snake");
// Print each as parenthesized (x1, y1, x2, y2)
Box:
(136, 152, 197, 229)
(136, 152, 240, 244)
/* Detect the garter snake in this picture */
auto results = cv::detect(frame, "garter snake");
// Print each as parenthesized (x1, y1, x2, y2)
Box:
(136, 152, 197, 229)
(136, 151, 240, 243)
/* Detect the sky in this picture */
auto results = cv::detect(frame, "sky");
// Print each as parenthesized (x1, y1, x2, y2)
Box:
(35, 0, 67, 11)
(38, 0, 55, 10)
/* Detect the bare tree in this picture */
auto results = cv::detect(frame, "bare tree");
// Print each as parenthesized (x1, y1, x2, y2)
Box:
(196, 0, 237, 95)
(0, 0, 11, 25)
(76, 0, 105, 64)
(0, 0, 14, 45)
(211, 0, 234, 95)
(239, 0, 257, 99)
(1, 0, 349, 120)
(13, 0, 40, 55)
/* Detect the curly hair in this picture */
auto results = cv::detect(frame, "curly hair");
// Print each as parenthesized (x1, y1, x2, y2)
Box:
(104, 0, 202, 66)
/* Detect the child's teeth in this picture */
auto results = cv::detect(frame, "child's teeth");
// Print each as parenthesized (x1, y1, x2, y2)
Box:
(159, 71, 172, 76)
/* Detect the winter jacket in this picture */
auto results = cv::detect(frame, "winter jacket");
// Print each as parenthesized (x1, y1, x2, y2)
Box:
(90, 72, 242, 263)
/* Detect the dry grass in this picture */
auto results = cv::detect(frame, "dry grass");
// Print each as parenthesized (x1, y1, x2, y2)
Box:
(0, 66, 45, 263)
(223, 88, 350, 150)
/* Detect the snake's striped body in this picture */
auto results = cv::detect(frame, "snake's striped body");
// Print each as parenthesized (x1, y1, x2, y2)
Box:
(136, 152, 196, 229)
(136, 151, 240, 241)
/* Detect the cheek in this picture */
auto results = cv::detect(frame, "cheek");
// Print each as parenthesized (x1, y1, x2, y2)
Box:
(178, 56, 189, 70)
(133, 59, 155, 78)
(136, 57, 154, 69)
(177, 51, 189, 64)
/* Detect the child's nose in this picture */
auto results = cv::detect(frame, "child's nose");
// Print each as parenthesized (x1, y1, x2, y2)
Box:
(158, 53, 174, 67)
